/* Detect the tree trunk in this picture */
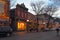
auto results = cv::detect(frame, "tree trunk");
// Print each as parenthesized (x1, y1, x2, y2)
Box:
(46, 16, 50, 28)
(36, 14, 38, 32)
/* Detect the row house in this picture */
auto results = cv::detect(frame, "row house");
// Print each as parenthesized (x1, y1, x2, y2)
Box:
(38, 13, 54, 31)
(27, 12, 37, 31)
(54, 18, 60, 28)
(10, 3, 59, 31)
(10, 3, 58, 31)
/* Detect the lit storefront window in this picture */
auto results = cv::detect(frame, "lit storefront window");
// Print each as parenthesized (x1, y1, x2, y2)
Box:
(17, 22, 26, 30)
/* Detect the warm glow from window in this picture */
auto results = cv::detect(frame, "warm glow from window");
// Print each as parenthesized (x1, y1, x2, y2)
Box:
(17, 22, 26, 30)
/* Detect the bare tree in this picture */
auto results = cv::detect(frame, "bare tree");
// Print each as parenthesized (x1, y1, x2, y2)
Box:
(44, 4, 58, 28)
(45, 4, 57, 16)
(30, 1, 45, 31)
(31, 1, 45, 14)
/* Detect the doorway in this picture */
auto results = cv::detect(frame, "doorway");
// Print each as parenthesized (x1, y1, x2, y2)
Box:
(17, 21, 26, 30)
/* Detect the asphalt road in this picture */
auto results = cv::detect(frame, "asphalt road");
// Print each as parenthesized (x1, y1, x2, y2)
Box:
(0, 31, 60, 40)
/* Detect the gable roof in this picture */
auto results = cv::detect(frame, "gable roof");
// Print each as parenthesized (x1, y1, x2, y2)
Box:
(16, 3, 28, 11)
(36, 13, 54, 19)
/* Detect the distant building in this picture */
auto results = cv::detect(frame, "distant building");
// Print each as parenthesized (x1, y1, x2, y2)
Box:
(37, 13, 54, 31)
(54, 18, 60, 28)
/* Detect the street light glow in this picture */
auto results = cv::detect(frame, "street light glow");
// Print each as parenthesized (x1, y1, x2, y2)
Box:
(27, 20, 29, 22)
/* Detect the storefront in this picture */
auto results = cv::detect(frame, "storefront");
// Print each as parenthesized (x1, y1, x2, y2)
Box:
(17, 21, 26, 31)
(15, 18, 27, 31)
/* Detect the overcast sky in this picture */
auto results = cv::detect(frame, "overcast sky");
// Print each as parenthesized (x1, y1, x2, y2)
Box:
(11, 0, 60, 17)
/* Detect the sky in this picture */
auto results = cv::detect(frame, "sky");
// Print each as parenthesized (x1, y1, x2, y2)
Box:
(11, 0, 60, 17)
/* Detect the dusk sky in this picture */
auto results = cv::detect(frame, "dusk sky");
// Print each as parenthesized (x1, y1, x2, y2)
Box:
(11, 0, 60, 17)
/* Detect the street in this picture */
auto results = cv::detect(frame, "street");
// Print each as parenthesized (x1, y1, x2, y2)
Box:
(0, 31, 60, 40)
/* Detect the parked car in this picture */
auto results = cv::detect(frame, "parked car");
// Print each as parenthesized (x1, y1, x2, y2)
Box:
(50, 28, 57, 31)
(0, 26, 13, 37)
(44, 28, 50, 31)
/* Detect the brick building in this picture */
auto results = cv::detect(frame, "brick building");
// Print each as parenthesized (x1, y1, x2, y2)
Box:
(15, 3, 28, 31)
(0, 0, 10, 18)
(10, 3, 28, 31)
(27, 12, 37, 31)
(10, 3, 59, 32)
(38, 13, 54, 31)
(0, 0, 10, 27)
(9, 3, 37, 31)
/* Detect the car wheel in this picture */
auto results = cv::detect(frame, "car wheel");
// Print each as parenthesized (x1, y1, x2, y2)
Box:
(6, 33, 10, 37)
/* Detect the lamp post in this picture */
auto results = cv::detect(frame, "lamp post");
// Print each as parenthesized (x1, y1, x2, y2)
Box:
(35, 14, 38, 32)
(26, 19, 29, 32)
(27, 20, 29, 22)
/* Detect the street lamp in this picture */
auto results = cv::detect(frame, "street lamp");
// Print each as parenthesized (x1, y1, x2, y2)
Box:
(26, 19, 30, 32)
(27, 20, 29, 22)
(43, 22, 45, 24)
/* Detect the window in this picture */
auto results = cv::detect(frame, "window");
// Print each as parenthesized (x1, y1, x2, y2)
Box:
(0, 1, 4, 15)
(17, 22, 26, 30)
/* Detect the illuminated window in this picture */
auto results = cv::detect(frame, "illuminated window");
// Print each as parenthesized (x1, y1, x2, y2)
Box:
(17, 22, 26, 30)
